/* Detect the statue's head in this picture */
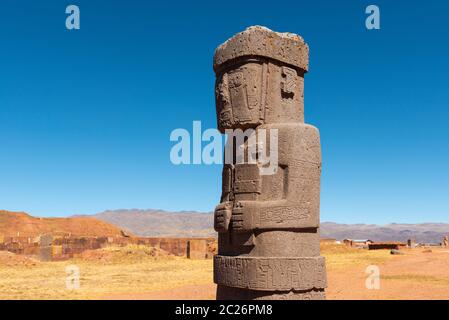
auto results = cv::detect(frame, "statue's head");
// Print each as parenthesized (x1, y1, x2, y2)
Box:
(214, 26, 309, 132)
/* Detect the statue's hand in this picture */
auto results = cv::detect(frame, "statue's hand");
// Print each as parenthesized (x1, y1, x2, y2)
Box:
(214, 202, 232, 233)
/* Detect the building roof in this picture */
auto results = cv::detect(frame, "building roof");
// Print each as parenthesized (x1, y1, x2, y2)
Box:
(343, 239, 373, 243)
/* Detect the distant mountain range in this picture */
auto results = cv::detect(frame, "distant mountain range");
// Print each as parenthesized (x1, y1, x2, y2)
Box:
(320, 222, 449, 243)
(92, 209, 215, 238)
(91, 209, 449, 243)
(1, 209, 447, 243)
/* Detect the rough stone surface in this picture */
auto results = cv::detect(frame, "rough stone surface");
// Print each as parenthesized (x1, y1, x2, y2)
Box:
(214, 26, 309, 73)
(213, 26, 326, 300)
(443, 236, 449, 247)
(187, 239, 207, 259)
(0, 235, 217, 261)
(407, 239, 416, 248)
(38, 233, 53, 262)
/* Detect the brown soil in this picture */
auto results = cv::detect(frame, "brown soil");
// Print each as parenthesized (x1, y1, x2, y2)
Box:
(101, 284, 216, 300)
(100, 248, 449, 300)
(327, 248, 449, 299)
(0, 251, 39, 267)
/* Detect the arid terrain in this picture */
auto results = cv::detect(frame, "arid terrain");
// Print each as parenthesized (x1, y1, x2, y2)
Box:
(0, 210, 124, 237)
(1, 243, 449, 300)
(92, 209, 214, 238)
(1, 210, 449, 300)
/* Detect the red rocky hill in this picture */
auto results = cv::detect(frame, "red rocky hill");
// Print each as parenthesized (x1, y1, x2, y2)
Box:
(0, 210, 124, 237)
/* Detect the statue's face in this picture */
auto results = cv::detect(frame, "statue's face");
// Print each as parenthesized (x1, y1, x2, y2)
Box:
(216, 61, 266, 131)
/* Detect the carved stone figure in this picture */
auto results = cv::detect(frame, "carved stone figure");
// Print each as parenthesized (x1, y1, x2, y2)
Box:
(38, 233, 53, 262)
(213, 26, 327, 300)
(443, 236, 449, 247)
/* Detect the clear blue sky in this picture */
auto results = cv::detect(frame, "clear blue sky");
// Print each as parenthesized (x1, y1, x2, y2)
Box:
(0, 0, 448, 224)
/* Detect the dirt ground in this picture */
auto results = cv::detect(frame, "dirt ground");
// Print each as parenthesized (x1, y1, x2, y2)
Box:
(327, 247, 449, 300)
(1, 244, 449, 300)
(102, 245, 449, 300)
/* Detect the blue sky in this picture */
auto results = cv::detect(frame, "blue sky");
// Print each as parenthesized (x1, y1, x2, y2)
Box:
(0, 0, 448, 224)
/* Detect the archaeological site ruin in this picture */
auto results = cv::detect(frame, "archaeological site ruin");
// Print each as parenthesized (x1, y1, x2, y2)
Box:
(213, 26, 327, 300)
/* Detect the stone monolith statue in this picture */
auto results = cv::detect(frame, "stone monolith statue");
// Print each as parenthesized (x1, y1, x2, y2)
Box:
(443, 236, 449, 247)
(213, 26, 327, 300)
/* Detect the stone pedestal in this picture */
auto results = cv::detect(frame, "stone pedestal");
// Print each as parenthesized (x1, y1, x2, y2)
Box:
(213, 26, 327, 300)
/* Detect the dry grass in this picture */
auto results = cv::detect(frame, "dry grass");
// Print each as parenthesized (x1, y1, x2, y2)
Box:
(0, 245, 213, 300)
(320, 243, 392, 271)
(2, 243, 448, 300)
(0, 243, 393, 300)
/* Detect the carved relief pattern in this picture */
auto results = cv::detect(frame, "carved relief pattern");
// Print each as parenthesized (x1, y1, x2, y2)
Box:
(214, 256, 327, 291)
(216, 63, 265, 130)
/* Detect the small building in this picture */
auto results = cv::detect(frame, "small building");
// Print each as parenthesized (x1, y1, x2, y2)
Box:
(343, 239, 373, 248)
(418, 242, 442, 247)
(368, 242, 406, 250)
